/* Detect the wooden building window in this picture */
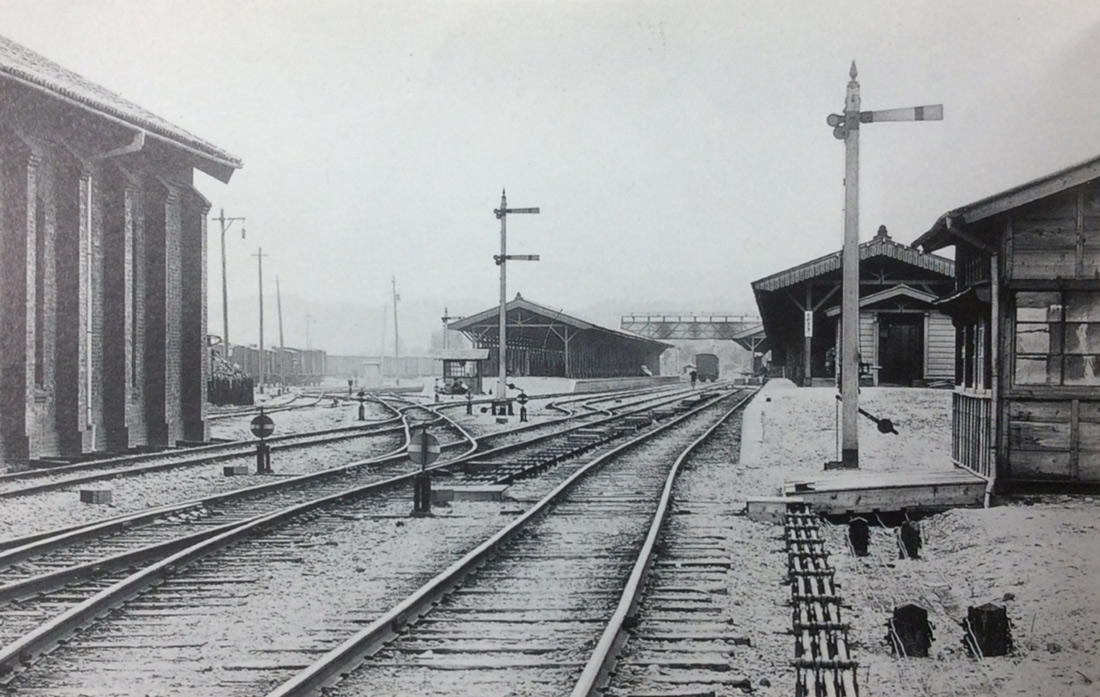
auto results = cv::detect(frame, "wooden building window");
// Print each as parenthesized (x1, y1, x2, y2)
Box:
(1014, 290, 1100, 386)
(958, 319, 991, 390)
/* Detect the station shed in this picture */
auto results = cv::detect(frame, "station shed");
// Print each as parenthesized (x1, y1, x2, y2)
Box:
(0, 35, 240, 462)
(752, 226, 955, 387)
(914, 154, 1100, 491)
(447, 294, 671, 379)
(436, 348, 489, 395)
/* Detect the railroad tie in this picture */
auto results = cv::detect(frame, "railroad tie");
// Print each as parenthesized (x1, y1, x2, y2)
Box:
(784, 502, 858, 697)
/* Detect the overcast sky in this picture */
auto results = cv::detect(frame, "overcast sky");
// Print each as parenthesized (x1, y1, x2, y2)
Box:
(3, 1, 1100, 353)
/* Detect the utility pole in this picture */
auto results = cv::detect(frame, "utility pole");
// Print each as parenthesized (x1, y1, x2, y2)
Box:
(213, 208, 245, 358)
(305, 312, 313, 351)
(276, 275, 285, 391)
(392, 276, 400, 386)
(253, 247, 268, 394)
(826, 62, 941, 468)
(379, 303, 387, 384)
(441, 307, 462, 350)
(493, 189, 540, 403)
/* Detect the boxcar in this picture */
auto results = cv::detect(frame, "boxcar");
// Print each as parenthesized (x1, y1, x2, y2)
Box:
(695, 353, 719, 382)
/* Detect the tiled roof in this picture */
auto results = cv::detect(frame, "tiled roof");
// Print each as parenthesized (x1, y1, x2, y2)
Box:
(0, 33, 241, 171)
(751, 234, 954, 292)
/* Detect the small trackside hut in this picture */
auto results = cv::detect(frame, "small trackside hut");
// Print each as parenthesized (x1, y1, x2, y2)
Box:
(915, 155, 1100, 492)
(752, 226, 955, 387)
(436, 348, 488, 396)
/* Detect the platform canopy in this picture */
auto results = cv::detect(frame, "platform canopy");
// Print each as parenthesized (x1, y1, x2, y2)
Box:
(752, 226, 955, 385)
(448, 294, 672, 379)
(752, 227, 954, 348)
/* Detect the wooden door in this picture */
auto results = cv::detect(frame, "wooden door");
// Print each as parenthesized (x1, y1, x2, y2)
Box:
(879, 315, 925, 385)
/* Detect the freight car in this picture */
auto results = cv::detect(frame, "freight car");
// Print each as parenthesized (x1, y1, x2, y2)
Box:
(695, 353, 719, 382)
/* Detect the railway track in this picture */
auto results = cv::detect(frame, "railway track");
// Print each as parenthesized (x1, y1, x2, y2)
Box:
(0, 398, 400, 499)
(263, 386, 756, 697)
(0, 387, 749, 693)
(0, 391, 730, 686)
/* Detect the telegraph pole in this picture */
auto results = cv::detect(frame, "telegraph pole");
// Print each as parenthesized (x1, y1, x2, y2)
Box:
(392, 276, 400, 386)
(276, 275, 285, 391)
(213, 208, 245, 356)
(254, 247, 268, 393)
(493, 189, 540, 403)
(827, 62, 941, 468)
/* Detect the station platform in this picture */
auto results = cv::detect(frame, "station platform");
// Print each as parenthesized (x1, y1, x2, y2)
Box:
(740, 379, 988, 516)
(780, 468, 987, 515)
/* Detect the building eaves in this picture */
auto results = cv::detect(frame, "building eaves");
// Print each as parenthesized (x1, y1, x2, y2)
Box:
(916, 152, 1100, 252)
(0, 34, 242, 176)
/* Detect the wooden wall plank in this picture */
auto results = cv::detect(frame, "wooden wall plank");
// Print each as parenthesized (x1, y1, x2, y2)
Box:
(1008, 420, 1071, 450)
(1008, 449, 1073, 478)
(1007, 400, 1071, 421)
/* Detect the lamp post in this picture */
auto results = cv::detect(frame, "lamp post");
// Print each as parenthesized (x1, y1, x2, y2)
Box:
(214, 209, 245, 358)
(492, 189, 540, 404)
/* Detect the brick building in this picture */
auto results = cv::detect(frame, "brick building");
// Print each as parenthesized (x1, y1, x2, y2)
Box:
(0, 35, 241, 463)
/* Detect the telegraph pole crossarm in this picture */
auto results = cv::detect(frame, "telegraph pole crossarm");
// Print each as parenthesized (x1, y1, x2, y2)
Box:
(493, 189, 540, 413)
(826, 61, 941, 470)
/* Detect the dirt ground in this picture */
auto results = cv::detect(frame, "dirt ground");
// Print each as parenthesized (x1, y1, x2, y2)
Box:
(738, 380, 1100, 697)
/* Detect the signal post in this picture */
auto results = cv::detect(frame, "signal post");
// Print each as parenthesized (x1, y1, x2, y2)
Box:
(492, 190, 540, 416)
(827, 62, 941, 468)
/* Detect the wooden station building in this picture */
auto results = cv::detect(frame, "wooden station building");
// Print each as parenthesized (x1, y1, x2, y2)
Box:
(915, 155, 1100, 491)
(448, 294, 671, 379)
(752, 226, 955, 387)
(0, 35, 240, 463)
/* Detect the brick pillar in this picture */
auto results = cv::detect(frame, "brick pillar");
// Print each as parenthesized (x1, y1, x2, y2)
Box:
(53, 154, 85, 455)
(0, 145, 38, 462)
(180, 187, 209, 442)
(126, 176, 147, 447)
(85, 167, 106, 452)
(101, 166, 132, 451)
(143, 179, 184, 446)
(35, 154, 59, 456)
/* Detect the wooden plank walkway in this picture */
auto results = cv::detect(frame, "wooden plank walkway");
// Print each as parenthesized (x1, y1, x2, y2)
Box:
(782, 467, 988, 515)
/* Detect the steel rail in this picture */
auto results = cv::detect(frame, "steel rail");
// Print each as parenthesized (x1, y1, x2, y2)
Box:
(0, 388, 651, 679)
(0, 395, 400, 489)
(0, 420, 405, 499)
(569, 387, 760, 696)
(0, 389, 705, 608)
(206, 391, 324, 419)
(263, 386, 746, 697)
(0, 387, 690, 556)
(0, 403, 475, 678)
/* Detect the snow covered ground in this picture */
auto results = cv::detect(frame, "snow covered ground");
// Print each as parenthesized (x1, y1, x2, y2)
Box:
(739, 380, 1100, 697)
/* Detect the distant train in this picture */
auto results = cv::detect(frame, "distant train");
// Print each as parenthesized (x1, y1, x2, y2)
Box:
(695, 353, 719, 382)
